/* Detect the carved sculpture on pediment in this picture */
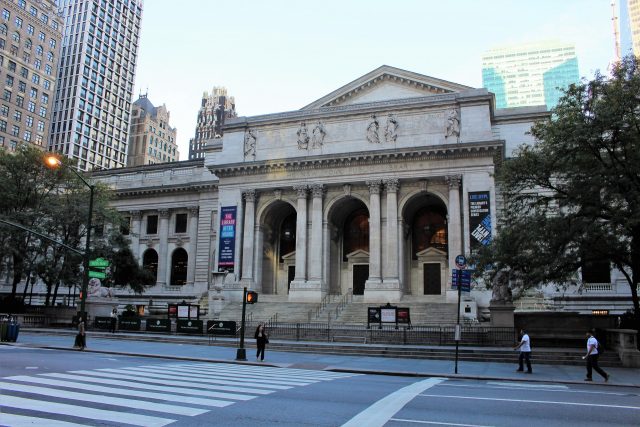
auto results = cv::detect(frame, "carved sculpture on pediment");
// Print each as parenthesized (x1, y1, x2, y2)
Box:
(366, 114, 380, 144)
(445, 108, 460, 142)
(312, 121, 326, 148)
(384, 113, 398, 143)
(296, 121, 310, 150)
(244, 128, 257, 159)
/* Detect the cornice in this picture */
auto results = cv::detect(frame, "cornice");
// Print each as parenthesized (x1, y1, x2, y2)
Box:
(209, 141, 504, 178)
(113, 183, 217, 198)
(224, 91, 491, 130)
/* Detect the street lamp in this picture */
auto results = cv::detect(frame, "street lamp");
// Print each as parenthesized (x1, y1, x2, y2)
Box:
(45, 155, 95, 320)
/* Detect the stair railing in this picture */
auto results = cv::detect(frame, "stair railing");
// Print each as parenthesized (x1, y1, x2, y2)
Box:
(314, 293, 331, 319)
(266, 312, 278, 328)
(333, 289, 352, 321)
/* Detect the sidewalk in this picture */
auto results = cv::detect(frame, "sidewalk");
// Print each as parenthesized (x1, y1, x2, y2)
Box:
(5, 329, 640, 388)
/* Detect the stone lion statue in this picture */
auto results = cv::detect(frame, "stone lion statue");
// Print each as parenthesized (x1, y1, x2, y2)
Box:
(491, 269, 513, 304)
(87, 278, 113, 298)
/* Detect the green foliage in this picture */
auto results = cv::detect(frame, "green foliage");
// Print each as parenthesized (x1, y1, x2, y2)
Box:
(472, 56, 640, 320)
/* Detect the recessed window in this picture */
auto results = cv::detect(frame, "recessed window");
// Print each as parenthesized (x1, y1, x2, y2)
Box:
(175, 213, 187, 234)
(146, 215, 158, 234)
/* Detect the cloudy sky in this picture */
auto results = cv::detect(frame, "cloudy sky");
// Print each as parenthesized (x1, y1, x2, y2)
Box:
(133, 0, 615, 158)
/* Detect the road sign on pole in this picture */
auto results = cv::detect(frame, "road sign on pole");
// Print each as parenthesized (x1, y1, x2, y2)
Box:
(455, 254, 466, 269)
(88, 270, 106, 279)
(89, 257, 110, 268)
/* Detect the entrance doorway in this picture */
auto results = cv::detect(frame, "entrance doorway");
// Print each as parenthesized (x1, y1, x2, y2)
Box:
(353, 264, 368, 295)
(423, 263, 441, 295)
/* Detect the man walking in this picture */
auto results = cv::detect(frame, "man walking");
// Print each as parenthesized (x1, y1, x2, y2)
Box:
(582, 330, 609, 382)
(514, 328, 532, 373)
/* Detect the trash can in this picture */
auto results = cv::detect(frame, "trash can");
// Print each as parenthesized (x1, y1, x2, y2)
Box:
(7, 322, 20, 342)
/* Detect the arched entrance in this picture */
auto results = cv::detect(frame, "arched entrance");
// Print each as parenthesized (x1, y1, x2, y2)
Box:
(142, 249, 158, 282)
(326, 196, 370, 296)
(258, 200, 296, 295)
(170, 248, 188, 286)
(402, 193, 448, 296)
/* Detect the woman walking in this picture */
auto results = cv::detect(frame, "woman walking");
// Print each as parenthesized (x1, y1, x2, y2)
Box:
(254, 323, 269, 361)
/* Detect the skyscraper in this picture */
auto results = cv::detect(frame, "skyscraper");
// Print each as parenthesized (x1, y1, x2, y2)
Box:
(127, 93, 178, 167)
(481, 40, 579, 110)
(614, 0, 640, 59)
(48, 0, 143, 171)
(0, 0, 64, 152)
(188, 87, 236, 160)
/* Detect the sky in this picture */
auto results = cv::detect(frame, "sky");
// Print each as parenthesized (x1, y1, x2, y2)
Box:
(132, 0, 615, 160)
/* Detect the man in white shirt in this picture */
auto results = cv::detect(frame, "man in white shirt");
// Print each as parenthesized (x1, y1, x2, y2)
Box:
(582, 330, 609, 382)
(514, 328, 532, 373)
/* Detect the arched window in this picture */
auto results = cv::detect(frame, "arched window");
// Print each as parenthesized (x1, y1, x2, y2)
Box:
(25, 38, 31, 49)
(47, 51, 53, 62)
(343, 208, 369, 261)
(142, 249, 158, 281)
(170, 248, 188, 286)
(12, 31, 19, 43)
(0, 24, 7, 36)
(36, 45, 43, 56)
(412, 207, 448, 259)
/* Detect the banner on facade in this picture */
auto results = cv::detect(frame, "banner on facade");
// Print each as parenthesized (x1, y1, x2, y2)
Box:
(217, 206, 237, 272)
(468, 191, 491, 251)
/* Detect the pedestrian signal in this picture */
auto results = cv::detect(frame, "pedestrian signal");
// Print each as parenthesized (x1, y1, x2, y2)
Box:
(246, 291, 258, 304)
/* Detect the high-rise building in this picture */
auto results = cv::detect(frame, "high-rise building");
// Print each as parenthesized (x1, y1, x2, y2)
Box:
(48, 0, 143, 171)
(481, 40, 579, 110)
(0, 0, 64, 152)
(613, 0, 640, 59)
(127, 93, 178, 166)
(188, 87, 236, 160)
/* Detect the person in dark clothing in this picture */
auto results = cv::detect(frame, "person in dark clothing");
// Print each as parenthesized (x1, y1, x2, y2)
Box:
(110, 308, 117, 333)
(254, 323, 269, 361)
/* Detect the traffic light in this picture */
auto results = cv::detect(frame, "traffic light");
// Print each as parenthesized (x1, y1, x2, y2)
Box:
(246, 291, 258, 304)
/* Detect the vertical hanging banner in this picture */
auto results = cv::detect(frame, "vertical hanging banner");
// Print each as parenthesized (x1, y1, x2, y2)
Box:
(469, 191, 491, 251)
(217, 206, 237, 272)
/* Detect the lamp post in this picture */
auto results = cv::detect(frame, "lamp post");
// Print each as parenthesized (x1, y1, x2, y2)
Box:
(45, 155, 94, 319)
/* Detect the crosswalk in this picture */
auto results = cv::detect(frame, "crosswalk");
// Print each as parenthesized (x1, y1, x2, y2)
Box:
(0, 361, 358, 426)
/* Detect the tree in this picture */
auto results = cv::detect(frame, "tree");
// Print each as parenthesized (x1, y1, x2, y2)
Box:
(473, 56, 640, 329)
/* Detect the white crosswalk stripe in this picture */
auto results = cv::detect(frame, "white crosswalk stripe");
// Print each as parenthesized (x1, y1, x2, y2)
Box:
(0, 361, 358, 427)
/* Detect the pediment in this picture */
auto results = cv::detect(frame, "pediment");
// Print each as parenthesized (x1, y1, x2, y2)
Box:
(416, 247, 448, 258)
(281, 251, 296, 260)
(302, 65, 474, 110)
(346, 249, 370, 259)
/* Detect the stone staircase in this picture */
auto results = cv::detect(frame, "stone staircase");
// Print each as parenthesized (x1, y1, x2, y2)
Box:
(336, 301, 459, 326)
(217, 297, 322, 324)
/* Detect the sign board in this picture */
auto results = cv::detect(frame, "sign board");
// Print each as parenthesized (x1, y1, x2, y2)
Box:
(93, 316, 112, 329)
(451, 269, 472, 292)
(176, 319, 203, 334)
(397, 308, 411, 325)
(217, 206, 237, 273)
(168, 304, 178, 318)
(177, 305, 189, 319)
(89, 257, 110, 268)
(88, 270, 106, 279)
(207, 320, 237, 336)
(368, 307, 381, 324)
(455, 254, 466, 269)
(380, 307, 396, 323)
(146, 318, 171, 333)
(118, 318, 141, 331)
(469, 191, 492, 251)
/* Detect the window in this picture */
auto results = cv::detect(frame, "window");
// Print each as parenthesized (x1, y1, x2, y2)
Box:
(19, 67, 27, 78)
(0, 119, 5, 131)
(2, 89, 11, 101)
(121, 217, 130, 235)
(51, 20, 58, 31)
(47, 51, 53, 62)
(18, 81, 26, 92)
(22, 51, 29, 62)
(35, 45, 43, 56)
(25, 116, 32, 127)
(175, 213, 187, 234)
(0, 105, 8, 116)
(10, 44, 18, 56)
(31, 74, 39, 84)
(15, 95, 23, 107)
(38, 32, 44, 42)
(41, 93, 48, 104)
(29, 88, 37, 98)
(13, 110, 20, 120)
(15, 17, 22, 29)
(23, 130, 31, 142)
(37, 120, 44, 132)
(29, 7, 37, 17)
(0, 23, 6, 35)
(38, 106, 46, 117)
(5, 75, 13, 87)
(25, 38, 31, 49)
(33, 58, 40, 69)
(49, 39, 56, 49)
(34, 134, 42, 145)
(11, 32, 19, 43)
(43, 79, 50, 90)
(2, 9, 9, 21)
(26, 24, 33, 35)
(18, 1, 26, 10)
(146, 215, 158, 234)
(44, 64, 51, 75)
(11, 125, 19, 137)
(8, 60, 16, 72)
(27, 101, 35, 112)
(40, 14, 48, 25)
(0, 39, 5, 50)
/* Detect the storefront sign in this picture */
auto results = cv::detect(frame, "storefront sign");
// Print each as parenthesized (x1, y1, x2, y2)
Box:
(146, 318, 171, 333)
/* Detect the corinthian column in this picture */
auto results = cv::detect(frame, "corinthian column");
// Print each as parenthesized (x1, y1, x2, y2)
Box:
(240, 190, 257, 287)
(447, 175, 463, 287)
(308, 184, 325, 289)
(383, 179, 400, 289)
(130, 210, 141, 260)
(366, 180, 382, 284)
(186, 206, 199, 286)
(293, 185, 308, 282)
(158, 209, 170, 287)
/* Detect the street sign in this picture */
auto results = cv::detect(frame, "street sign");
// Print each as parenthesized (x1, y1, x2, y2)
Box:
(451, 269, 472, 292)
(89, 257, 110, 268)
(88, 270, 106, 279)
(455, 254, 466, 269)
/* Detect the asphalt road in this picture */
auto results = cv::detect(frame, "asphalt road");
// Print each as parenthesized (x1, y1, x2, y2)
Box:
(1, 346, 639, 426)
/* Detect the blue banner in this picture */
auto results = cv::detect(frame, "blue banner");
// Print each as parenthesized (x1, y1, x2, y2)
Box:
(469, 191, 491, 250)
(217, 206, 237, 272)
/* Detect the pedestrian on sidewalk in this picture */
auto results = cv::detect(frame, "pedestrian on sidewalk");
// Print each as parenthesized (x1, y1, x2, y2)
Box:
(75, 315, 86, 350)
(110, 307, 118, 333)
(514, 328, 532, 373)
(254, 323, 269, 361)
(582, 330, 608, 382)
